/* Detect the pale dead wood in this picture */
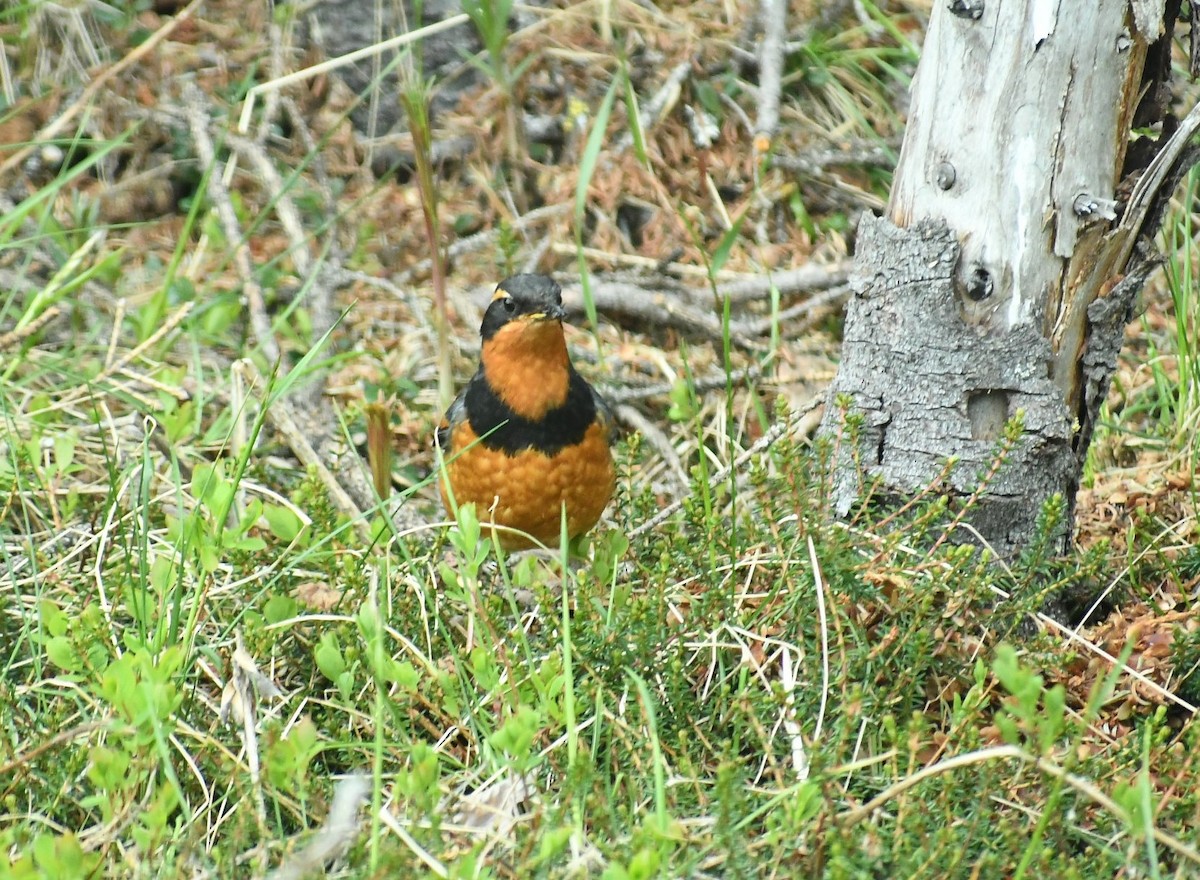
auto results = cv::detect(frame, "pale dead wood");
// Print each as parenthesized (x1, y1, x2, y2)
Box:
(771, 142, 896, 176)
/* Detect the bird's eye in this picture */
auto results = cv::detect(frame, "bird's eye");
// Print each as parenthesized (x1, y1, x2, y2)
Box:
(501, 297, 517, 314)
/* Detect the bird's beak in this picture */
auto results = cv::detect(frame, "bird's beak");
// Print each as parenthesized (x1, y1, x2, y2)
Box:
(527, 304, 566, 322)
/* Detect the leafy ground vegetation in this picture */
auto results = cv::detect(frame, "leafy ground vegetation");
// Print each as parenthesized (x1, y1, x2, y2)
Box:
(2, 1, 1200, 877)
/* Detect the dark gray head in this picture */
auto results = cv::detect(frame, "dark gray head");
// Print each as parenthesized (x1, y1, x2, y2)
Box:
(480, 274, 566, 340)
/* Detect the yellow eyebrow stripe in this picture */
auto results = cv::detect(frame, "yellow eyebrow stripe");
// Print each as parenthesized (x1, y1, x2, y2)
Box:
(491, 287, 509, 302)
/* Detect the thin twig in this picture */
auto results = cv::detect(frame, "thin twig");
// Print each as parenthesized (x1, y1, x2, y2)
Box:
(629, 403, 820, 539)
(0, 306, 61, 350)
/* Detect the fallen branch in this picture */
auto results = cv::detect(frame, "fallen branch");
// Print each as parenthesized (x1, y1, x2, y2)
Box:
(770, 142, 897, 176)
(710, 262, 851, 304)
(753, 0, 787, 152)
(183, 85, 279, 365)
(560, 279, 739, 346)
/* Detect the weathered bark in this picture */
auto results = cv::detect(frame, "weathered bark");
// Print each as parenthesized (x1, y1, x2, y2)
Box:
(819, 1, 1199, 559)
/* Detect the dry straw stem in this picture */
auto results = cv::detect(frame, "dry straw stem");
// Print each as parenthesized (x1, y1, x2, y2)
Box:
(837, 744, 1200, 869)
(27, 302, 195, 419)
(1037, 612, 1197, 716)
(231, 13, 471, 144)
(807, 535, 830, 743)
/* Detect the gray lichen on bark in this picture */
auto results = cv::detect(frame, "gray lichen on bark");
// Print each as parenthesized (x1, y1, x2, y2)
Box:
(821, 214, 1078, 559)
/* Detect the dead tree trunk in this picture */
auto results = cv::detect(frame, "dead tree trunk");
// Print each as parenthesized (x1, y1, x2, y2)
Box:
(818, 1, 1200, 559)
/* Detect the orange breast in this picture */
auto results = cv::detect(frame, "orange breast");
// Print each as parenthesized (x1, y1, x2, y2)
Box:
(440, 421, 615, 550)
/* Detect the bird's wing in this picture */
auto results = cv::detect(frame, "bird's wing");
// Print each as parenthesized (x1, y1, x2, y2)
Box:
(591, 384, 619, 444)
(435, 389, 468, 452)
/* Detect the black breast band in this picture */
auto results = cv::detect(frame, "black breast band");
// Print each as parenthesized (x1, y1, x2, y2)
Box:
(465, 370, 597, 456)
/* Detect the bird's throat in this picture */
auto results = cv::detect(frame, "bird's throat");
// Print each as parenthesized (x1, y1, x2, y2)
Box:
(481, 321, 571, 420)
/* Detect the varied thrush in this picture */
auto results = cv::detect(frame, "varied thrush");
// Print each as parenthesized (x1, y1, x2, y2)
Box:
(436, 274, 616, 550)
